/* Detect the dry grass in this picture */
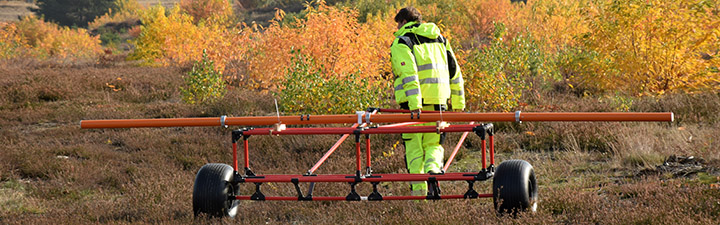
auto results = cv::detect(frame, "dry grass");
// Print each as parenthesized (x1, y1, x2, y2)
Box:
(0, 60, 719, 224)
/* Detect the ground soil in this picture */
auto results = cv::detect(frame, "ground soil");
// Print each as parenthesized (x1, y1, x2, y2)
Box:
(0, 62, 718, 224)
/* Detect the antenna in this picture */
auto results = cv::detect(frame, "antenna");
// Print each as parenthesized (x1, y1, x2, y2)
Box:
(271, 99, 286, 134)
(436, 105, 448, 132)
(440, 105, 443, 122)
(275, 99, 281, 123)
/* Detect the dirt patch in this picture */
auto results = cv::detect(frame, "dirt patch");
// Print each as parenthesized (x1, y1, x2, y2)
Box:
(0, 1, 36, 22)
(638, 155, 717, 178)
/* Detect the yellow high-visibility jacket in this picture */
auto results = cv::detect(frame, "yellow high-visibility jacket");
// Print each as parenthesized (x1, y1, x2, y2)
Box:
(391, 21, 465, 111)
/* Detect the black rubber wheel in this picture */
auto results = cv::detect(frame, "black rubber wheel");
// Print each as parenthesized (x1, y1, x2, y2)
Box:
(492, 160, 538, 215)
(193, 163, 239, 218)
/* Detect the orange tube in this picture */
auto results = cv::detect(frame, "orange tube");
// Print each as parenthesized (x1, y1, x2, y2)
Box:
(80, 112, 673, 129)
(519, 112, 673, 122)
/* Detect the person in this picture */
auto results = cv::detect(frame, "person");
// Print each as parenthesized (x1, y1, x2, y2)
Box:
(390, 7, 465, 196)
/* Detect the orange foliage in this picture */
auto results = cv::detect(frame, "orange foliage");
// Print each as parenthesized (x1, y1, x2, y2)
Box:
(126, 0, 718, 107)
(505, 0, 590, 50)
(232, 2, 395, 89)
(180, 0, 233, 25)
(403, 0, 589, 52)
(447, 0, 514, 46)
(89, 0, 144, 31)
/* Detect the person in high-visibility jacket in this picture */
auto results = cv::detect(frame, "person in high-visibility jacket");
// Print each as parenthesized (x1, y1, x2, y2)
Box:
(391, 7, 465, 196)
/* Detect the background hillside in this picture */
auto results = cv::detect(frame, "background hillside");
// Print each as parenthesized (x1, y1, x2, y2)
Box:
(0, 0, 178, 22)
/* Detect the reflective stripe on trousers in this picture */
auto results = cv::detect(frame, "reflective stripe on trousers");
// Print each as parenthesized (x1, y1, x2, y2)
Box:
(403, 105, 446, 195)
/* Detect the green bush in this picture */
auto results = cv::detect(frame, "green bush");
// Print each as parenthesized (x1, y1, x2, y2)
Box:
(180, 50, 227, 105)
(463, 23, 561, 111)
(97, 27, 122, 47)
(485, 23, 561, 90)
(275, 51, 391, 114)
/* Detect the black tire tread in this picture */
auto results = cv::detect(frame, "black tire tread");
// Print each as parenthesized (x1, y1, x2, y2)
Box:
(492, 159, 537, 215)
(193, 163, 238, 218)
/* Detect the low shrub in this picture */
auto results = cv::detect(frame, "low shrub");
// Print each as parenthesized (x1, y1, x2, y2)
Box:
(463, 23, 561, 111)
(274, 51, 391, 114)
(180, 50, 227, 105)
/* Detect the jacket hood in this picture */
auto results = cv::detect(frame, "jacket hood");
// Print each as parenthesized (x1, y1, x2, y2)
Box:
(394, 21, 441, 39)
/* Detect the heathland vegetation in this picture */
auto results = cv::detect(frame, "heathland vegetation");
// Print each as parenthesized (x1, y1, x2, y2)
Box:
(0, 0, 719, 223)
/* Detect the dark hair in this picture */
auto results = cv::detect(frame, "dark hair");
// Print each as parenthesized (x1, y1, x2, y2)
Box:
(394, 7, 422, 23)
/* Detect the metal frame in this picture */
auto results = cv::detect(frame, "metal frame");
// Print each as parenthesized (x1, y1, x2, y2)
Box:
(228, 114, 497, 201)
(80, 109, 673, 202)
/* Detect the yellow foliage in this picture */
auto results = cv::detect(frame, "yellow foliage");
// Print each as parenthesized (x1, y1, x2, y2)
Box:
(581, 0, 720, 94)
(129, 4, 233, 70)
(234, 1, 395, 89)
(0, 23, 28, 59)
(1, 15, 102, 61)
(180, 0, 234, 26)
(506, 0, 590, 51)
(446, 0, 514, 46)
(116, 0, 144, 14)
(126, 0, 719, 108)
(89, 0, 144, 31)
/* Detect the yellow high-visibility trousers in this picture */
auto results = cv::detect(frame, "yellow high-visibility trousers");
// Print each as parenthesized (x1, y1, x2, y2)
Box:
(403, 120, 445, 196)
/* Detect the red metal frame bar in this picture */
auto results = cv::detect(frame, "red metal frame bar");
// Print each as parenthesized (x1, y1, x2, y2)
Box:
(377, 109, 461, 114)
(243, 138, 250, 170)
(443, 122, 475, 172)
(378, 122, 425, 128)
(481, 139, 487, 169)
(236, 194, 493, 201)
(242, 173, 480, 183)
(244, 125, 479, 136)
(232, 142, 238, 172)
(306, 111, 380, 175)
(307, 124, 359, 174)
(489, 134, 495, 165)
(355, 139, 362, 173)
(365, 134, 371, 172)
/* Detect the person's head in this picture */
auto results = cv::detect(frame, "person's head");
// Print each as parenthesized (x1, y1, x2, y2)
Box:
(394, 7, 422, 29)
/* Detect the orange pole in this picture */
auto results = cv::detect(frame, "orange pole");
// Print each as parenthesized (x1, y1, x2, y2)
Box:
(80, 112, 673, 129)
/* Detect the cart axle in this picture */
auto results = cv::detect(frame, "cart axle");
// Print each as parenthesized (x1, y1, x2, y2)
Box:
(235, 172, 493, 183)
(234, 194, 493, 201)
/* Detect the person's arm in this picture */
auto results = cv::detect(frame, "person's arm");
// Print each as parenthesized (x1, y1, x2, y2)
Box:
(391, 42, 422, 111)
(446, 42, 465, 111)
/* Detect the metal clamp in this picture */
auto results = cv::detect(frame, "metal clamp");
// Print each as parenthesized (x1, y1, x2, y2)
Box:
(220, 115, 228, 128)
(356, 111, 365, 124)
(410, 111, 420, 120)
(515, 110, 522, 123)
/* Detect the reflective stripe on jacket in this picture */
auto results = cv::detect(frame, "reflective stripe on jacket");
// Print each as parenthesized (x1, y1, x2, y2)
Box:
(391, 21, 465, 111)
